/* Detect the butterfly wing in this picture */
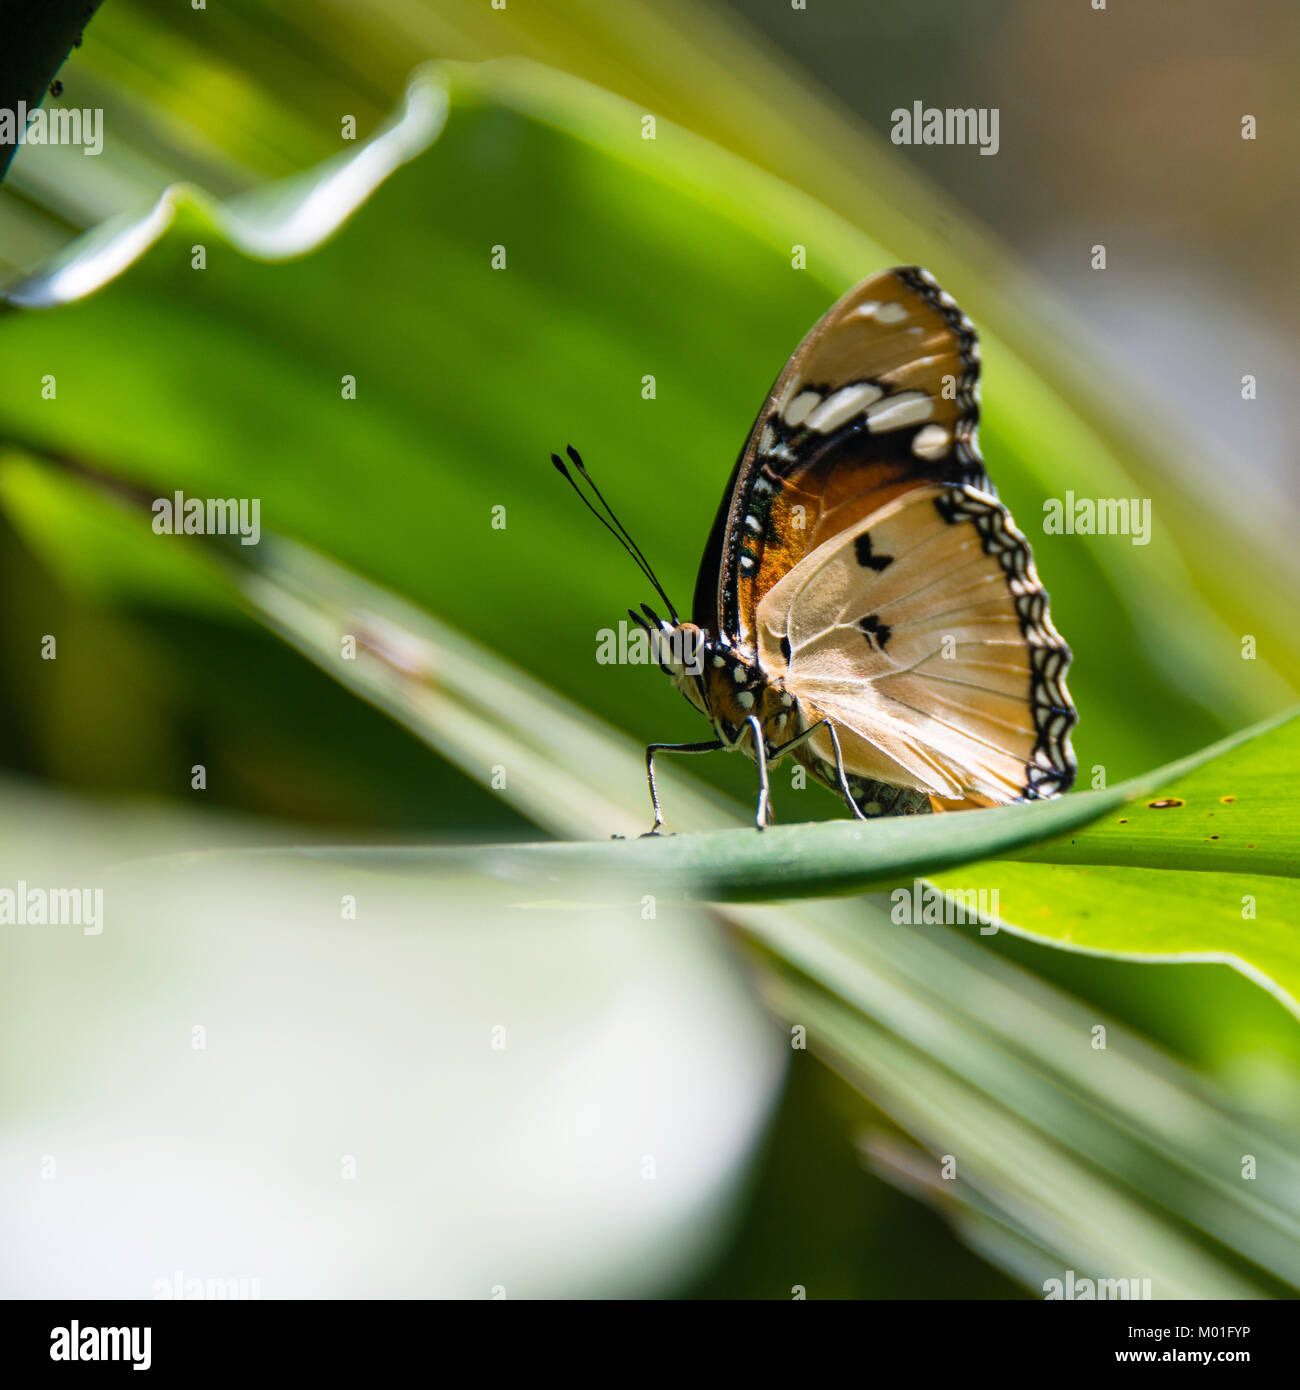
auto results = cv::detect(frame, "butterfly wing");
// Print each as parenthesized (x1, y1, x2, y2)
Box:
(693, 266, 987, 644)
(755, 483, 1075, 806)
(695, 266, 1075, 807)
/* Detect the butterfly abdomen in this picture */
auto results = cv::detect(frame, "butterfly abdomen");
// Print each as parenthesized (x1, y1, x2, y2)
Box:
(795, 745, 935, 817)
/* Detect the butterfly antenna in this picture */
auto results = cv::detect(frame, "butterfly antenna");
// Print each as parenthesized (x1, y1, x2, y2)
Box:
(551, 446, 680, 624)
(565, 446, 673, 610)
(564, 445, 653, 565)
(551, 452, 643, 576)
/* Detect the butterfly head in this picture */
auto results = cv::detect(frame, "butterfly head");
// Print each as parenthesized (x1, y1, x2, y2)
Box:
(628, 604, 711, 711)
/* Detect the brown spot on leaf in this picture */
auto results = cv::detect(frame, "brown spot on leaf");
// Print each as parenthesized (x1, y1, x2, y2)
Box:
(1146, 798, 1184, 809)
(1220, 795, 1236, 804)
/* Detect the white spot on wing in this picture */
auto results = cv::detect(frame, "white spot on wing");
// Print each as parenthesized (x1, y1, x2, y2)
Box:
(865, 390, 933, 432)
(911, 423, 950, 459)
(804, 382, 883, 433)
(851, 300, 908, 325)
(783, 389, 822, 426)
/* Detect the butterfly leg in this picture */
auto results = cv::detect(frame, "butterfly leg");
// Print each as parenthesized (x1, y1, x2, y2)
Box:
(644, 738, 724, 835)
(770, 719, 870, 822)
(745, 714, 774, 831)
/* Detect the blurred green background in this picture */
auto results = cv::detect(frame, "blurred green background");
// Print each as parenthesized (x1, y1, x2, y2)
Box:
(0, 0, 1297, 1298)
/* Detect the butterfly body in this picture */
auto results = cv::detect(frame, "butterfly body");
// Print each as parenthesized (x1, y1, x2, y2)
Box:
(657, 624, 782, 746)
(558, 266, 1076, 831)
(650, 613, 932, 820)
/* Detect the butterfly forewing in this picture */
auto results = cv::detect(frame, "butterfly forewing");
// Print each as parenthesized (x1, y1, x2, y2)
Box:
(694, 267, 987, 642)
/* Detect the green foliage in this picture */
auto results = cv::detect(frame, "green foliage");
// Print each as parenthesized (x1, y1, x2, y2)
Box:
(2, 54, 1297, 1298)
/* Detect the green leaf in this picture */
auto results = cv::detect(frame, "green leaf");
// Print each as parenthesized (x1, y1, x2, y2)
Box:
(3, 55, 1297, 1007)
(255, 710, 1296, 906)
(1012, 715, 1300, 877)
(4, 52, 1300, 1298)
(227, 575, 1300, 908)
(928, 715, 1300, 1017)
(951, 862, 1300, 1019)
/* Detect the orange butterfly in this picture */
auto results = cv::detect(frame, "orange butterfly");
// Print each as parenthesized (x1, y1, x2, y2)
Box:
(555, 267, 1076, 831)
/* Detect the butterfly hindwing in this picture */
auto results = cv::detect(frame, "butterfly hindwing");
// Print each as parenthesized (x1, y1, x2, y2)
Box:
(755, 483, 1074, 807)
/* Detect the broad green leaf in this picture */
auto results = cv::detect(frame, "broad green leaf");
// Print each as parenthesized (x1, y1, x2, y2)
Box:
(182, 530, 1300, 906)
(928, 715, 1300, 1018)
(247, 711, 1296, 906)
(1013, 716, 1300, 877)
(14, 454, 1288, 904)
(952, 862, 1300, 1020)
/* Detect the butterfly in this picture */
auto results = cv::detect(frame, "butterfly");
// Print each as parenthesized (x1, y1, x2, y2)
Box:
(554, 266, 1076, 831)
